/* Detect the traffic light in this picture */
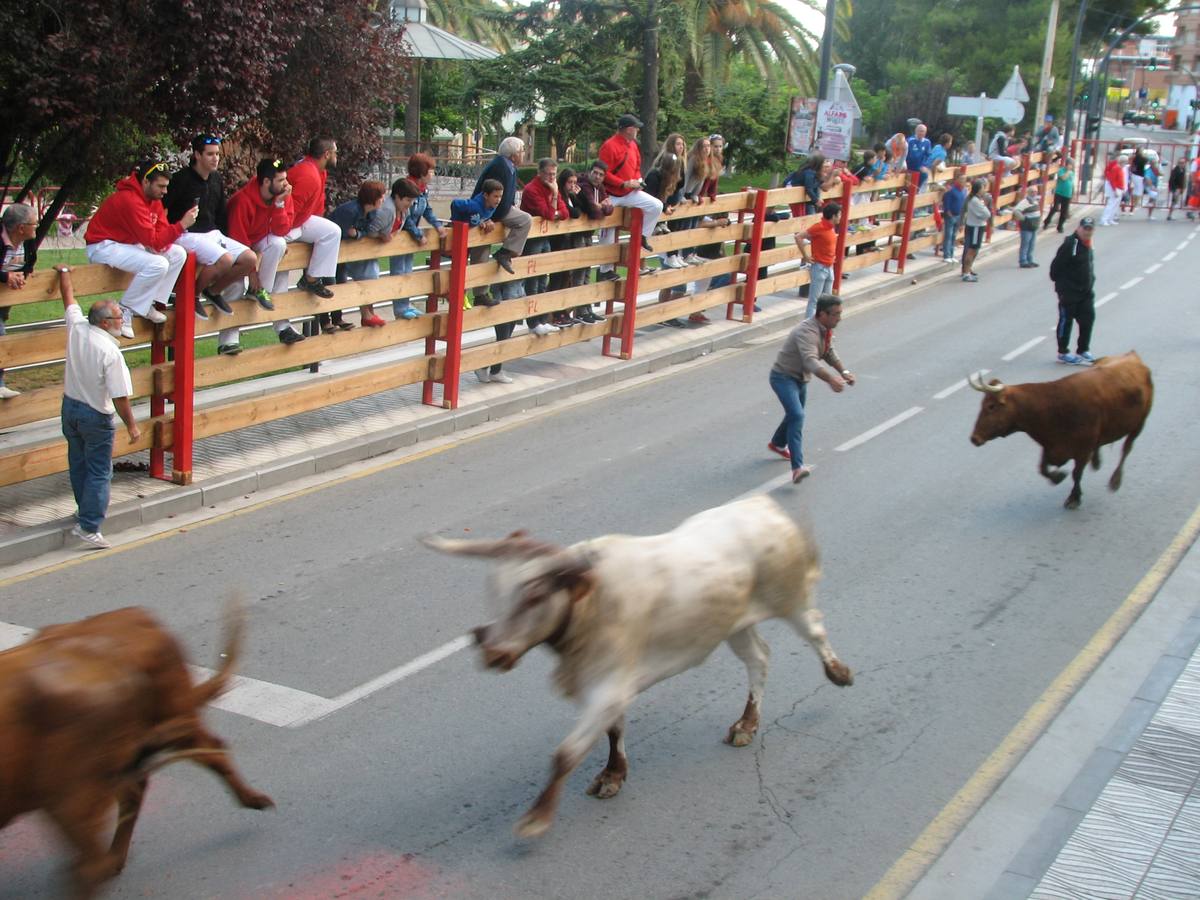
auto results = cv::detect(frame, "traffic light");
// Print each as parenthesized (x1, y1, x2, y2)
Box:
(1192, 99, 1200, 110)
(1152, 99, 1161, 109)
(1148, 58, 1158, 71)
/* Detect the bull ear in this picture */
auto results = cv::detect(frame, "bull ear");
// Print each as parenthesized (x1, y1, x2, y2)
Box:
(548, 552, 596, 604)
(420, 533, 562, 559)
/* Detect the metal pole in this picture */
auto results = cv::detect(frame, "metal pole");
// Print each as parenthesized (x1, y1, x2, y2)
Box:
(817, 0, 836, 101)
(1059, 0, 1090, 154)
(1036, 0, 1062, 126)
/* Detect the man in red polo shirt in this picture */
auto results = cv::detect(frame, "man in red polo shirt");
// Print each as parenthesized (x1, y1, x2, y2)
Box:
(796, 202, 840, 317)
(277, 136, 341, 299)
(596, 114, 663, 276)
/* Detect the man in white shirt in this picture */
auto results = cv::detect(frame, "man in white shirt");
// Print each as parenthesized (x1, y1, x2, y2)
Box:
(55, 265, 139, 550)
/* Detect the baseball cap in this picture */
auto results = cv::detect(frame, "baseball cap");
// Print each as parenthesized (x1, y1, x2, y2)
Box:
(617, 114, 644, 129)
(1079, 216, 1096, 228)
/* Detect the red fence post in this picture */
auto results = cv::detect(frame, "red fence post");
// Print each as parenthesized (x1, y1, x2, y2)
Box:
(731, 189, 769, 323)
(602, 207, 642, 360)
(986, 160, 1005, 243)
(894, 172, 920, 274)
(421, 237, 444, 406)
(832, 174, 855, 293)
(169, 251, 196, 485)
(434, 222, 468, 409)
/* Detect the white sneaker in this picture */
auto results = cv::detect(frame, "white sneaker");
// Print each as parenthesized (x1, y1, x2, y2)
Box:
(684, 254, 703, 266)
(120, 309, 135, 339)
(143, 308, 167, 324)
(0, 385, 20, 399)
(71, 525, 111, 550)
(474, 368, 491, 383)
(531, 323, 559, 335)
(491, 371, 514, 384)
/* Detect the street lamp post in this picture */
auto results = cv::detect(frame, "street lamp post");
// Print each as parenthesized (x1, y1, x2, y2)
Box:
(817, 0, 836, 100)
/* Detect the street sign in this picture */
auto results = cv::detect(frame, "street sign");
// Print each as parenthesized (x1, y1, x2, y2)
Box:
(947, 95, 1026, 121)
(815, 100, 855, 162)
(1000, 65, 1030, 103)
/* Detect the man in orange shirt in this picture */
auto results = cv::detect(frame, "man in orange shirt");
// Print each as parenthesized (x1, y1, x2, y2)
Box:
(796, 202, 840, 317)
(278, 136, 342, 299)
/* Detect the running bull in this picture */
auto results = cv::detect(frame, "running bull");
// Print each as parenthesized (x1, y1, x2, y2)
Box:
(423, 494, 854, 839)
(969, 351, 1153, 509)
(0, 601, 273, 897)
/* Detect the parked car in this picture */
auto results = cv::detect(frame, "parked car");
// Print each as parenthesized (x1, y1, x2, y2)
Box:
(1122, 110, 1160, 127)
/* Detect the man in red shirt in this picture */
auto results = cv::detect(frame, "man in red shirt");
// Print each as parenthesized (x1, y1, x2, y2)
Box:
(597, 114, 663, 270)
(277, 136, 341, 299)
(1100, 153, 1128, 226)
(519, 157, 570, 336)
(85, 160, 197, 338)
(218, 158, 306, 351)
(796, 203, 841, 317)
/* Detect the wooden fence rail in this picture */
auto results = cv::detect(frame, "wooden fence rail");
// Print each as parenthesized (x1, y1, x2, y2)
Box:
(0, 153, 1056, 490)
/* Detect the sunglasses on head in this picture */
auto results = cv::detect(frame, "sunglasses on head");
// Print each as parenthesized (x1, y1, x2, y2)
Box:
(200, 136, 221, 145)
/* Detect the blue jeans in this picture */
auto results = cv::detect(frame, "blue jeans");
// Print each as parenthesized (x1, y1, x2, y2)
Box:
(942, 213, 959, 259)
(388, 252, 414, 316)
(1018, 229, 1036, 266)
(807, 263, 834, 317)
(61, 395, 116, 533)
(769, 369, 808, 470)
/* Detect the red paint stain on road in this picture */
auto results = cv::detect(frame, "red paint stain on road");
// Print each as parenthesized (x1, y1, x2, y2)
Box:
(246, 850, 465, 899)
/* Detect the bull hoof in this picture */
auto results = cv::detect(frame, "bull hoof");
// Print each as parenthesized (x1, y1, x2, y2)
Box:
(586, 768, 627, 799)
(242, 791, 275, 810)
(824, 660, 854, 686)
(514, 810, 553, 840)
(1048, 470, 1067, 485)
(1064, 495, 1081, 510)
(1109, 472, 1123, 492)
(725, 725, 756, 748)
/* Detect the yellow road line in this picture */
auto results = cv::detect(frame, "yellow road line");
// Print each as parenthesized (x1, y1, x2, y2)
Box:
(864, 498, 1200, 900)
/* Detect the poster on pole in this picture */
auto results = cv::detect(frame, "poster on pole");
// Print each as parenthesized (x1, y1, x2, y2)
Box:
(787, 96, 818, 156)
(815, 100, 854, 162)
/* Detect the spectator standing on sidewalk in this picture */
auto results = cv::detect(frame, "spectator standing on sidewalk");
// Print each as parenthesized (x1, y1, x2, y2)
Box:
(795, 203, 841, 317)
(766, 294, 855, 484)
(388, 153, 448, 319)
(941, 173, 966, 265)
(1167, 158, 1187, 220)
(85, 161, 192, 338)
(1049, 217, 1097, 366)
(643, 152, 686, 270)
(1013, 187, 1041, 268)
(585, 160, 620, 282)
(0, 202, 38, 399)
(549, 167, 604, 325)
(1044, 159, 1074, 232)
(599, 114, 663, 254)
(961, 179, 991, 283)
(452, 180, 516, 385)
(54, 265, 139, 550)
(281, 137, 342, 299)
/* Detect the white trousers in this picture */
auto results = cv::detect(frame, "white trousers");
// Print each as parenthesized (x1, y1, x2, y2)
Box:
(273, 215, 340, 291)
(1101, 184, 1122, 225)
(610, 190, 663, 238)
(218, 234, 293, 345)
(86, 241, 186, 316)
(175, 230, 249, 267)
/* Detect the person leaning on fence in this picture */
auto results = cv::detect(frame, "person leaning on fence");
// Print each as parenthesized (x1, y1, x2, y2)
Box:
(796, 202, 841, 317)
(452, 179, 516, 386)
(470, 136, 533, 298)
(987, 125, 1017, 172)
(0, 202, 38, 399)
(598, 113, 663, 255)
(1013, 186, 1041, 268)
(323, 179, 390, 332)
(1044, 158, 1074, 232)
(376, 177, 425, 319)
(961, 179, 992, 283)
(220, 158, 307, 352)
(53, 265, 139, 550)
(906, 122, 933, 188)
(280, 136, 342, 300)
(548, 167, 603, 326)
(584, 160, 621, 282)
(388, 153, 448, 320)
(164, 134, 261, 322)
(518, 157, 567, 336)
(85, 160, 192, 339)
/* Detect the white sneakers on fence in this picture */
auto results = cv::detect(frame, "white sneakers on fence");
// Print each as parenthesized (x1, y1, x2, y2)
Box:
(531, 322, 560, 336)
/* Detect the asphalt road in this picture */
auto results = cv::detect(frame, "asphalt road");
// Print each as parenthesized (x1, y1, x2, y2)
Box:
(2, 216, 1199, 899)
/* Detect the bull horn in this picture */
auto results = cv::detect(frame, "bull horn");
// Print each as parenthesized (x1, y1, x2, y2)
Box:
(420, 533, 563, 559)
(968, 371, 1004, 394)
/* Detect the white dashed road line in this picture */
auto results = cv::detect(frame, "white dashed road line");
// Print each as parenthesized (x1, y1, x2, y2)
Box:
(934, 370, 990, 401)
(1144, 263, 1162, 274)
(1002, 336, 1045, 362)
(1176, 241, 1189, 251)
(1163, 251, 1177, 261)
(1120, 276, 1144, 290)
(836, 407, 924, 453)
(1096, 291, 1120, 308)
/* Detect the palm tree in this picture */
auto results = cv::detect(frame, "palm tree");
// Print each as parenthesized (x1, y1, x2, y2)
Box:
(424, 0, 517, 52)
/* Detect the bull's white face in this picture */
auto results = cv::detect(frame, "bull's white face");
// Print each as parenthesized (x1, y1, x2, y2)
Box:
(473, 559, 585, 672)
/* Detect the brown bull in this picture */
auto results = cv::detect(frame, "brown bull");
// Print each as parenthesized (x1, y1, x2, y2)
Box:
(0, 601, 273, 897)
(969, 351, 1153, 509)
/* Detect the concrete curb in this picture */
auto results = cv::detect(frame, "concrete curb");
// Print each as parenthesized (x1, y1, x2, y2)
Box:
(0, 225, 1030, 567)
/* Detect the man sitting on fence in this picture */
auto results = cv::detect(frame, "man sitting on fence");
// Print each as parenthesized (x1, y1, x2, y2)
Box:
(220, 158, 307, 352)
(471, 136, 533, 301)
(598, 114, 663, 258)
(165, 134, 264, 322)
(54, 265, 139, 550)
(85, 160, 193, 339)
(280, 136, 341, 300)
(0, 202, 38, 399)
(987, 125, 1018, 172)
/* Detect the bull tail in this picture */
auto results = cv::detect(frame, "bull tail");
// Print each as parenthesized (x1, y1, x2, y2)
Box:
(191, 593, 245, 708)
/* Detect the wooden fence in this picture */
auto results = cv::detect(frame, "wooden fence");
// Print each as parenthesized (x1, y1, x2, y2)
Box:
(0, 153, 1057, 491)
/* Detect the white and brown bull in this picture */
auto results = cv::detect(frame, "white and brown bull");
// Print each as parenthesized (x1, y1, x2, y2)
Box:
(969, 351, 1153, 509)
(423, 495, 854, 839)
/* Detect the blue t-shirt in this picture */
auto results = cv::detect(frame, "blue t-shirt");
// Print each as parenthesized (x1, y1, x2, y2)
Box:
(942, 185, 966, 216)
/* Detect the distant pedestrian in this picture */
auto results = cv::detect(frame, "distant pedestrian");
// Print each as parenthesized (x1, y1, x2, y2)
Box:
(961, 179, 991, 282)
(54, 265, 139, 550)
(1167, 158, 1187, 220)
(1044, 158, 1074, 232)
(1013, 187, 1041, 268)
(1049, 217, 1097, 366)
(767, 294, 855, 484)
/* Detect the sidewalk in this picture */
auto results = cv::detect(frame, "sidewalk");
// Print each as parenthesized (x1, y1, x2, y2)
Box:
(0, 227, 1020, 566)
(907, 521, 1200, 900)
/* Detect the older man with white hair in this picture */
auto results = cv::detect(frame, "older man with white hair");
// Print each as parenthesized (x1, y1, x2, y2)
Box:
(468, 136, 533, 305)
(0, 201, 39, 398)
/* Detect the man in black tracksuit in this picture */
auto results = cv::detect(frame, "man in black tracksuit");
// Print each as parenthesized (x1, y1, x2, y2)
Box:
(1049, 216, 1097, 366)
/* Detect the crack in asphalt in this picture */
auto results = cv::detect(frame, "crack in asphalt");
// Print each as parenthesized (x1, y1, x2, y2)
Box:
(883, 717, 934, 767)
